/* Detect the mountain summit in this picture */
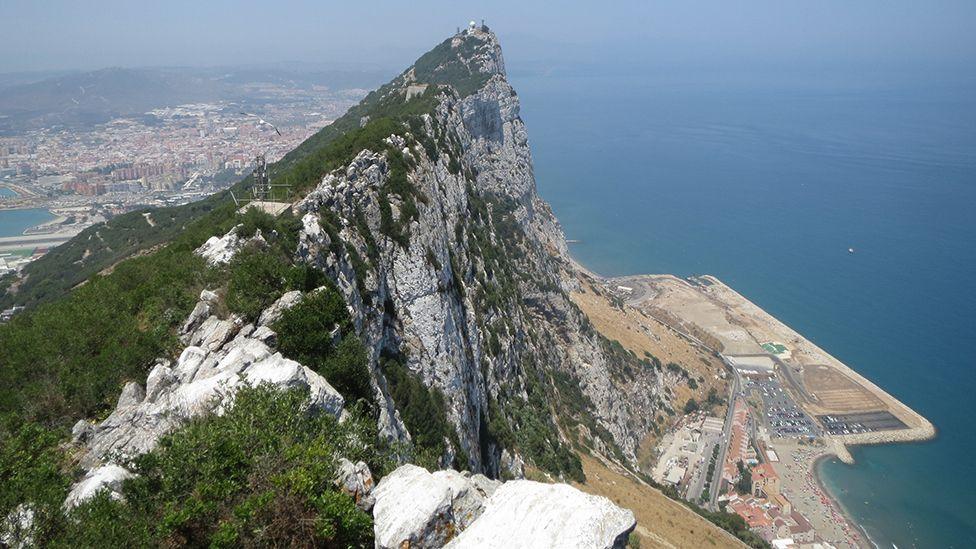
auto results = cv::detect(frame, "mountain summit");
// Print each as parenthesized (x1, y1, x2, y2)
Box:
(0, 28, 747, 548)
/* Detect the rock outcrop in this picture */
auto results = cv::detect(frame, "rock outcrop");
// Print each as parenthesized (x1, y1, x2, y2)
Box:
(371, 464, 634, 549)
(57, 26, 667, 535)
(63, 464, 134, 510)
(67, 289, 345, 505)
(335, 458, 376, 511)
(372, 464, 499, 548)
(293, 26, 663, 475)
(445, 481, 636, 548)
(194, 225, 267, 266)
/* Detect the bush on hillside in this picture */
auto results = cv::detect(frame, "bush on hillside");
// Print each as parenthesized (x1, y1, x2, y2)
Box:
(273, 289, 372, 405)
(60, 386, 386, 547)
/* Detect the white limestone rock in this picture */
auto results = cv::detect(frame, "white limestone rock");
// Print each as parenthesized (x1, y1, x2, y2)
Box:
(194, 225, 268, 266)
(372, 464, 500, 549)
(335, 458, 375, 511)
(70, 420, 93, 444)
(181, 300, 212, 337)
(257, 290, 304, 327)
(186, 315, 241, 352)
(250, 325, 277, 346)
(445, 481, 636, 549)
(194, 225, 243, 266)
(75, 296, 345, 474)
(0, 504, 34, 549)
(63, 464, 135, 510)
(116, 381, 145, 408)
(500, 448, 525, 479)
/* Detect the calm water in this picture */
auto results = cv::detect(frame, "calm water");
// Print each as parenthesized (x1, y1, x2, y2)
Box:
(0, 208, 55, 238)
(511, 70, 976, 548)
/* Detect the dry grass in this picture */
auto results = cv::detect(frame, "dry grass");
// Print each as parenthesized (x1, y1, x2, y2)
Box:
(570, 276, 729, 467)
(574, 453, 745, 549)
(802, 364, 883, 413)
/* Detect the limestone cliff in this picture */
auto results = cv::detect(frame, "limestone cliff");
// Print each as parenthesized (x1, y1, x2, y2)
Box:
(64, 27, 667, 486)
(292, 26, 661, 477)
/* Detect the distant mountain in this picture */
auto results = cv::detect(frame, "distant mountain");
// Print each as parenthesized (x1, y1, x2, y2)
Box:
(0, 66, 390, 134)
(0, 70, 75, 91)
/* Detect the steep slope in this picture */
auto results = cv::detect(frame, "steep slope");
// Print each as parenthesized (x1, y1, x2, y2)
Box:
(1, 26, 751, 547)
(286, 26, 662, 476)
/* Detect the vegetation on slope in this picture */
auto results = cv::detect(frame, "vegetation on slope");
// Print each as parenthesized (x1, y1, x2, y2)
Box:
(0, 32, 510, 542)
(0, 31, 493, 311)
(0, 29, 673, 545)
(2, 386, 389, 547)
(273, 290, 373, 406)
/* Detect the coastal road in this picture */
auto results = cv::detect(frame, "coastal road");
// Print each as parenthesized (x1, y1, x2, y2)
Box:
(707, 364, 739, 511)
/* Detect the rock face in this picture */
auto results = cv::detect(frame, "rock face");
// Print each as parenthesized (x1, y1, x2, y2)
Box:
(71, 289, 345, 489)
(0, 505, 34, 549)
(335, 458, 376, 511)
(446, 481, 636, 548)
(63, 464, 135, 510)
(371, 464, 500, 549)
(194, 225, 267, 266)
(372, 464, 634, 549)
(293, 27, 662, 474)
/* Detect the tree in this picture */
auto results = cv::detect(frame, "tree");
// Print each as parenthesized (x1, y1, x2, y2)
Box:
(735, 461, 752, 495)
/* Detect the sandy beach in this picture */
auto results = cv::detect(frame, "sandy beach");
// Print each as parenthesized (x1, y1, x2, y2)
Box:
(770, 440, 871, 549)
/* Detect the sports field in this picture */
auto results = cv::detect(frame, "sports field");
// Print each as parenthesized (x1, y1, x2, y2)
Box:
(762, 342, 788, 355)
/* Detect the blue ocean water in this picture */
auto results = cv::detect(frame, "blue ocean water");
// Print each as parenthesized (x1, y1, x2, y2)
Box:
(0, 208, 55, 238)
(510, 70, 976, 548)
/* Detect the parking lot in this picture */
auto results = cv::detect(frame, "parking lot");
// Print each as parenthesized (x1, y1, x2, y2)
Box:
(817, 411, 907, 435)
(744, 375, 821, 439)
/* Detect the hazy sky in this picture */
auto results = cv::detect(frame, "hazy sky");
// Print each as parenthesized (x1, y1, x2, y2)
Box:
(2, 1, 975, 75)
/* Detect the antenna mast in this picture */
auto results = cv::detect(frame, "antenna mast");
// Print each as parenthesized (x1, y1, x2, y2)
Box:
(251, 154, 271, 201)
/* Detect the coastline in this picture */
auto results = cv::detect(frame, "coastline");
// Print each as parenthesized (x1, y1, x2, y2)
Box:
(812, 452, 876, 549)
(0, 208, 77, 253)
(562, 248, 908, 548)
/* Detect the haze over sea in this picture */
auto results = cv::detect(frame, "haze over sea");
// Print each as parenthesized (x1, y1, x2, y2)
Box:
(511, 69, 976, 547)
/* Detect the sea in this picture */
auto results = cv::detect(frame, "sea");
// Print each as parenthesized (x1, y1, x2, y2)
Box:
(510, 69, 976, 548)
(0, 207, 55, 238)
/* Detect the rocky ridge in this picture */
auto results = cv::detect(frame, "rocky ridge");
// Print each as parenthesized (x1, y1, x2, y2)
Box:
(66, 283, 344, 507)
(66, 24, 665, 485)
(293, 26, 662, 476)
(40, 25, 679, 547)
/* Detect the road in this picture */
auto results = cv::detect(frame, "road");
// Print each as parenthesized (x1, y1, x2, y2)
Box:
(707, 362, 739, 511)
(685, 438, 716, 504)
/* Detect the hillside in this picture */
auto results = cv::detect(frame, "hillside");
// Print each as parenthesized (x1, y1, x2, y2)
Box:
(0, 65, 388, 134)
(0, 27, 757, 547)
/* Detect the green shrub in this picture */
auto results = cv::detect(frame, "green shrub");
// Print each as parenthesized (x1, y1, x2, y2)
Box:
(0, 245, 212, 426)
(0, 420, 72, 545)
(272, 288, 372, 405)
(225, 246, 289, 320)
(236, 207, 278, 239)
(62, 386, 383, 548)
(379, 355, 460, 470)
